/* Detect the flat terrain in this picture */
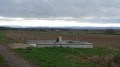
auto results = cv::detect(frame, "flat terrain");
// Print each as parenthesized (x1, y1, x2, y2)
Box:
(0, 32, 35, 67)
(1, 31, 120, 67)
(14, 46, 120, 67)
(3, 31, 120, 51)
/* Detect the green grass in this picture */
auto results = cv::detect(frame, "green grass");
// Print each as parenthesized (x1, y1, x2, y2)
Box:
(116, 32, 120, 35)
(0, 32, 6, 41)
(0, 32, 9, 67)
(14, 46, 119, 67)
(0, 32, 9, 43)
(0, 54, 9, 67)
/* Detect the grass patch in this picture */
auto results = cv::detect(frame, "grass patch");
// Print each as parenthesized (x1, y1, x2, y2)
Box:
(0, 54, 9, 67)
(0, 32, 6, 41)
(0, 32, 10, 44)
(116, 32, 120, 35)
(14, 46, 119, 67)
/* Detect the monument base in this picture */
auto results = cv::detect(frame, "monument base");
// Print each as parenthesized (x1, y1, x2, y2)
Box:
(27, 40, 93, 48)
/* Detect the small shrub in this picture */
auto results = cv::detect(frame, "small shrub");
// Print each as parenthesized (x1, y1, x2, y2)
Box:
(107, 55, 120, 67)
(111, 55, 120, 64)
(26, 47, 33, 50)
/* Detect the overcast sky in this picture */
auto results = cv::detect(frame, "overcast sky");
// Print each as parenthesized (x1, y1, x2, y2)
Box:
(0, 0, 120, 27)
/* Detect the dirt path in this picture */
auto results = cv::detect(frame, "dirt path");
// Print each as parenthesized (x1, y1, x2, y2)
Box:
(0, 44, 36, 67)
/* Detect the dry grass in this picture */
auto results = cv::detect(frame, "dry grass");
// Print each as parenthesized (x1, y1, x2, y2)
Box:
(63, 55, 120, 67)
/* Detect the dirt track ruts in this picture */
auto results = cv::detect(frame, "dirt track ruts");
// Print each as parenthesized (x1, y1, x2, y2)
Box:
(0, 44, 35, 67)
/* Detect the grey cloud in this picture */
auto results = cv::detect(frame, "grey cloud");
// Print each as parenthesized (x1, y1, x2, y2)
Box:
(0, 0, 120, 18)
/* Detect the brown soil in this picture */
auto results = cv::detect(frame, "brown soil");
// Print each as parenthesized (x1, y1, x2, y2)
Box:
(8, 43, 30, 49)
(4, 31, 120, 51)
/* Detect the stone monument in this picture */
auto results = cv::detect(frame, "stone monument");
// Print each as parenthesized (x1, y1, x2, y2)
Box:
(55, 36, 62, 43)
(58, 36, 62, 42)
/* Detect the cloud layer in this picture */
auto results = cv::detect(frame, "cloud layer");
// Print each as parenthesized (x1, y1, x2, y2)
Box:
(0, 17, 120, 27)
(0, 0, 120, 27)
(0, 0, 120, 18)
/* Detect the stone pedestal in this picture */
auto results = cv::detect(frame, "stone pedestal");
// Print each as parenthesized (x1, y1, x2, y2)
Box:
(58, 36, 62, 42)
(55, 36, 62, 43)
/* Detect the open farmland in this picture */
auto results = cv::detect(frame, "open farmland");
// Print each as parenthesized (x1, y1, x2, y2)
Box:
(3, 31, 120, 51)
(1, 31, 120, 67)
